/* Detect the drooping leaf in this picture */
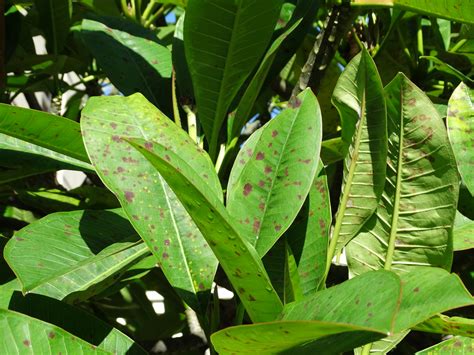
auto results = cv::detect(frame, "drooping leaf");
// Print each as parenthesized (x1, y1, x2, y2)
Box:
(416, 336, 474, 354)
(0, 309, 109, 354)
(346, 73, 459, 275)
(4, 209, 148, 302)
(34, 0, 72, 53)
(184, 0, 283, 158)
(229, 18, 303, 141)
(81, 93, 218, 313)
(0, 104, 90, 163)
(126, 137, 283, 322)
(212, 270, 401, 354)
(421, 56, 474, 85)
(0, 281, 146, 354)
(227, 89, 322, 256)
(414, 314, 474, 338)
(447, 82, 474, 195)
(328, 48, 387, 256)
(212, 321, 387, 354)
(81, 18, 172, 112)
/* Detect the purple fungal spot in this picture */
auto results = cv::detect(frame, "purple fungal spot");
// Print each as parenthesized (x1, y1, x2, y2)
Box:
(319, 218, 326, 230)
(243, 183, 253, 196)
(110, 123, 117, 129)
(16, 237, 25, 242)
(274, 224, 282, 232)
(162, 252, 169, 259)
(252, 219, 261, 233)
(48, 332, 56, 339)
(124, 191, 135, 202)
(165, 155, 171, 162)
(292, 98, 302, 108)
(272, 130, 278, 138)
(164, 239, 170, 246)
(256, 152, 265, 160)
(264, 166, 273, 175)
(117, 167, 125, 173)
(112, 135, 121, 143)
(258, 180, 265, 188)
(258, 203, 265, 211)
(144, 142, 153, 151)
(299, 158, 311, 164)
(23, 340, 30, 347)
(199, 283, 205, 290)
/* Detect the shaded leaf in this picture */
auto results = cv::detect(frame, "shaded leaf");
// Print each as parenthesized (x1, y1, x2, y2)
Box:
(81, 93, 218, 313)
(347, 73, 459, 275)
(447, 82, 474, 195)
(0, 309, 109, 354)
(4, 209, 148, 302)
(227, 88, 322, 256)
(35, 0, 72, 53)
(184, 0, 283, 158)
(81, 18, 172, 112)
(0, 281, 146, 354)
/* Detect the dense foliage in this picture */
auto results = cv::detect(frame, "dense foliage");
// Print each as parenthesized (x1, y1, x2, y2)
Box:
(1, 0, 474, 354)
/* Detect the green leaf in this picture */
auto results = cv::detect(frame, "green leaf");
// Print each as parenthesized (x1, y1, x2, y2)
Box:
(184, 0, 283, 158)
(0, 134, 93, 176)
(0, 309, 109, 354)
(265, 161, 331, 300)
(447, 82, 474, 195)
(229, 17, 303, 141)
(81, 93, 218, 313)
(125, 136, 283, 322)
(393, 268, 473, 333)
(348, 0, 474, 24)
(211, 321, 386, 354)
(0, 104, 90, 164)
(328, 48, 387, 257)
(414, 314, 474, 338)
(421, 56, 474, 85)
(346, 73, 459, 275)
(4, 209, 148, 302)
(212, 270, 401, 354)
(34, 0, 72, 53)
(416, 336, 474, 354)
(0, 281, 146, 354)
(453, 213, 474, 251)
(227, 89, 322, 256)
(81, 18, 172, 112)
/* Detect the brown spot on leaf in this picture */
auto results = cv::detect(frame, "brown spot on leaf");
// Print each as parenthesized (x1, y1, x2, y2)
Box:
(48, 331, 55, 339)
(23, 340, 30, 347)
(272, 130, 278, 138)
(124, 191, 135, 202)
(248, 295, 256, 301)
(164, 239, 170, 246)
(264, 166, 273, 174)
(252, 219, 261, 233)
(112, 135, 122, 143)
(256, 152, 265, 160)
(243, 183, 253, 196)
(162, 252, 169, 259)
(144, 142, 153, 151)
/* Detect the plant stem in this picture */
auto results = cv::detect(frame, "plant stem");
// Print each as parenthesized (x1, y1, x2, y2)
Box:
(171, 69, 182, 128)
(144, 4, 170, 27)
(184, 105, 198, 144)
(141, 0, 157, 23)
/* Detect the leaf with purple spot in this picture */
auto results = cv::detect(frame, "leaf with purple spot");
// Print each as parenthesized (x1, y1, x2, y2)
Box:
(81, 93, 219, 313)
(227, 88, 322, 257)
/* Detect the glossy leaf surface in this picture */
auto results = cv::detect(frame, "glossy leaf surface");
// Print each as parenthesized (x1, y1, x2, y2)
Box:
(81, 18, 172, 112)
(227, 89, 322, 256)
(0, 104, 89, 163)
(329, 48, 387, 255)
(0, 309, 108, 354)
(447, 82, 474, 195)
(127, 137, 283, 322)
(81, 93, 218, 312)
(347, 74, 459, 274)
(184, 0, 283, 157)
(5, 209, 148, 302)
